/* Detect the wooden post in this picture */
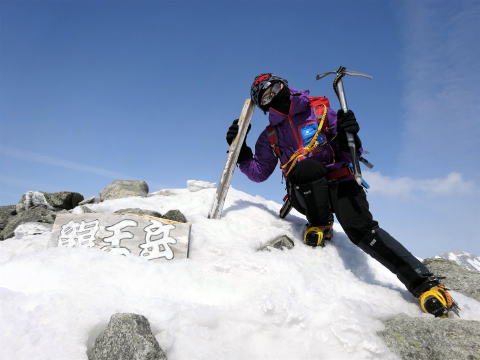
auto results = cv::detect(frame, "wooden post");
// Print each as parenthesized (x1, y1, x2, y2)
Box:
(208, 99, 255, 219)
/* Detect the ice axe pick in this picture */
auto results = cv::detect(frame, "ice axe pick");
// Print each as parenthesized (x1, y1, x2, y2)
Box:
(316, 66, 373, 186)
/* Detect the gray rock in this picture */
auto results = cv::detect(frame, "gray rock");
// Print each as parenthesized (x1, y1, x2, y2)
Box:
(16, 191, 53, 213)
(44, 191, 84, 210)
(161, 210, 187, 223)
(423, 258, 480, 301)
(114, 208, 163, 219)
(88, 313, 167, 360)
(380, 315, 480, 360)
(100, 180, 149, 201)
(0, 205, 16, 231)
(258, 235, 295, 251)
(78, 196, 97, 206)
(16, 191, 84, 213)
(1, 205, 57, 240)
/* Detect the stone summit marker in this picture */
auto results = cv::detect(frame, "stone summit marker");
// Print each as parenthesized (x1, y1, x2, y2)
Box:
(50, 213, 191, 261)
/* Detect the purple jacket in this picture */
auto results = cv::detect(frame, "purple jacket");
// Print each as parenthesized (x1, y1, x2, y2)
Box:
(239, 88, 353, 182)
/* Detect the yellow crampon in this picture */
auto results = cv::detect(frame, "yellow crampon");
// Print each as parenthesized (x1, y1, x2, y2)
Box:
(281, 104, 328, 176)
(418, 285, 455, 318)
(303, 224, 333, 247)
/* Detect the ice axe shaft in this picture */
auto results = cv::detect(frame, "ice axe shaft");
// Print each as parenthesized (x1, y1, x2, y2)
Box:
(335, 77, 348, 113)
(315, 66, 372, 186)
(336, 77, 361, 185)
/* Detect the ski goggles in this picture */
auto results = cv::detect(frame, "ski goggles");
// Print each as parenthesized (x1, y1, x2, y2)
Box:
(260, 82, 284, 106)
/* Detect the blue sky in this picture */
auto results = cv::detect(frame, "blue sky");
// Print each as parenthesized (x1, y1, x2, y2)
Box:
(1, 0, 479, 257)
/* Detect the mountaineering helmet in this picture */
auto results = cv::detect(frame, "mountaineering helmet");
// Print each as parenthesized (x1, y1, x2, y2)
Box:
(250, 73, 288, 107)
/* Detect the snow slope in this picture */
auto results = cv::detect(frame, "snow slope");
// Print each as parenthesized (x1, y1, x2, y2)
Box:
(1, 182, 479, 360)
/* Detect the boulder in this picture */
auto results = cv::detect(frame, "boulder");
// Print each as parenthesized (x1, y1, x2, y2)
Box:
(88, 313, 167, 360)
(423, 258, 480, 301)
(16, 191, 84, 213)
(380, 316, 480, 360)
(16, 191, 53, 213)
(1, 206, 58, 240)
(0, 205, 16, 232)
(258, 235, 295, 251)
(44, 191, 84, 210)
(100, 180, 149, 201)
(161, 210, 187, 223)
(114, 208, 163, 219)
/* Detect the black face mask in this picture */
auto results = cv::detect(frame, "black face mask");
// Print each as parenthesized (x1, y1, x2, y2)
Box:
(265, 85, 291, 114)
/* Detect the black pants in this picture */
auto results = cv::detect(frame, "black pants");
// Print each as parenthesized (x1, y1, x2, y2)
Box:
(287, 159, 431, 297)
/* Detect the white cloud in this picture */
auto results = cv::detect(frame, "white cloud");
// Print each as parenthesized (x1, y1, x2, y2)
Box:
(365, 170, 475, 198)
(0, 145, 133, 179)
(0, 175, 52, 190)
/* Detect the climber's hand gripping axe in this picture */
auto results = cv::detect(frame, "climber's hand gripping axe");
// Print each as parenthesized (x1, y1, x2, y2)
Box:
(316, 66, 373, 186)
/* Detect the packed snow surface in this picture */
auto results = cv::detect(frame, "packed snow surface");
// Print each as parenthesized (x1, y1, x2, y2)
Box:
(1, 182, 479, 360)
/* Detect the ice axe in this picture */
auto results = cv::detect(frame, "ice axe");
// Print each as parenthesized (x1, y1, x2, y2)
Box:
(316, 66, 373, 186)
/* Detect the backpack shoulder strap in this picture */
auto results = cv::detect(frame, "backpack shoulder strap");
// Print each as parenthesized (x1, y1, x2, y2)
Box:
(308, 96, 330, 108)
(308, 96, 330, 120)
(266, 125, 281, 158)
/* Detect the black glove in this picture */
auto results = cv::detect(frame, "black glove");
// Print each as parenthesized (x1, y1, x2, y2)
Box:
(337, 110, 360, 135)
(226, 119, 251, 145)
(226, 119, 253, 163)
(237, 144, 253, 163)
(336, 110, 362, 151)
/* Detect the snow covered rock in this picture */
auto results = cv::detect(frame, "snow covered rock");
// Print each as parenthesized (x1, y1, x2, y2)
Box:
(13, 222, 53, 238)
(161, 209, 187, 223)
(423, 258, 480, 301)
(439, 251, 480, 272)
(113, 208, 187, 223)
(1, 205, 58, 240)
(87, 313, 167, 360)
(380, 316, 480, 360)
(15, 191, 53, 213)
(114, 208, 163, 218)
(1, 191, 83, 240)
(257, 235, 295, 251)
(16, 191, 84, 213)
(100, 180, 149, 201)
